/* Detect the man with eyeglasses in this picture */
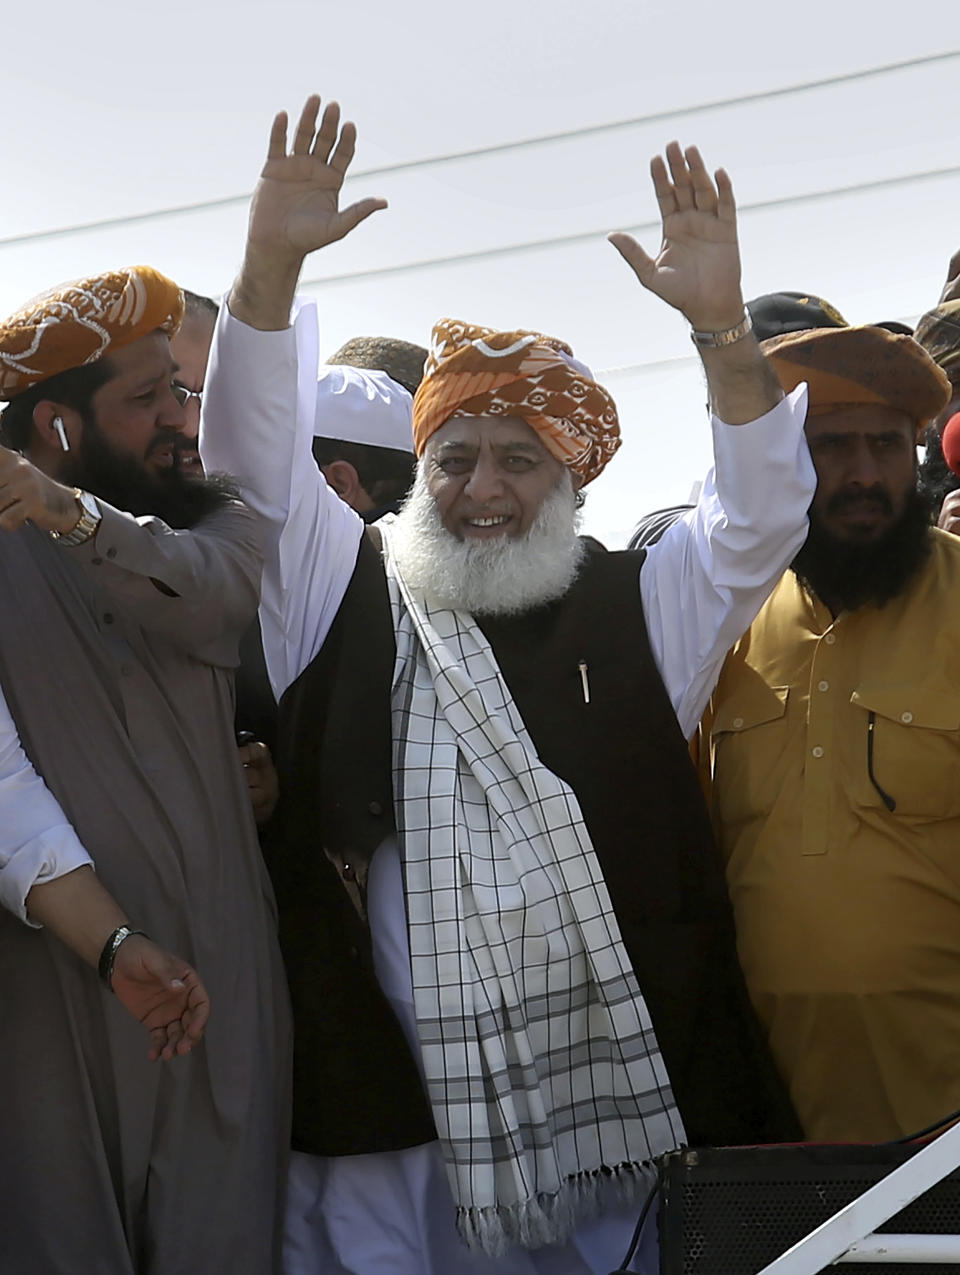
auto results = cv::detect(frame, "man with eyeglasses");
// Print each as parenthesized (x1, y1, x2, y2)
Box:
(704, 323, 960, 1144)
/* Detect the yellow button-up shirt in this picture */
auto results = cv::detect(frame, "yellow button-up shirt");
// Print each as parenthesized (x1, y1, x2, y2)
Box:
(711, 529, 960, 1141)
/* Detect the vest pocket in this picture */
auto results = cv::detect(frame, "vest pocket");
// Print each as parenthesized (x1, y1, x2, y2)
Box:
(850, 684, 960, 817)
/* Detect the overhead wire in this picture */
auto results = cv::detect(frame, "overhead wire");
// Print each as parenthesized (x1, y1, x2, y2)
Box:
(0, 50, 955, 250)
(298, 162, 960, 289)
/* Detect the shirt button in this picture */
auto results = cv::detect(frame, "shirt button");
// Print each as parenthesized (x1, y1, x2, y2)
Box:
(103, 613, 114, 625)
(368, 800, 384, 816)
(824, 633, 836, 645)
(811, 746, 825, 758)
(818, 680, 829, 692)
(901, 711, 913, 724)
(91, 556, 102, 566)
(106, 546, 117, 559)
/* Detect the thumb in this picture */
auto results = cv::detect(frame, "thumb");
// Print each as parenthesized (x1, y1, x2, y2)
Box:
(608, 232, 656, 289)
(330, 196, 388, 243)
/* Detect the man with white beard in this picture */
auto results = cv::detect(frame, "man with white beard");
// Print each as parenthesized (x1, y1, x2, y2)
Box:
(202, 96, 815, 1274)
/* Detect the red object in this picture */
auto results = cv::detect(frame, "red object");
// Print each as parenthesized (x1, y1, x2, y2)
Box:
(942, 412, 960, 476)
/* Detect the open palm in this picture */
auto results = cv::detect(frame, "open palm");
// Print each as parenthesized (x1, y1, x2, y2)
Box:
(610, 142, 743, 332)
(247, 95, 387, 261)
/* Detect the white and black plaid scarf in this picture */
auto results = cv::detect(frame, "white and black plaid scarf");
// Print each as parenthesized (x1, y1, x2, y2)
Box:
(381, 527, 685, 1256)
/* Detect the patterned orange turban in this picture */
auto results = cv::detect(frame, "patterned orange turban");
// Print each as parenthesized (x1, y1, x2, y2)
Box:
(412, 319, 620, 485)
(0, 266, 184, 399)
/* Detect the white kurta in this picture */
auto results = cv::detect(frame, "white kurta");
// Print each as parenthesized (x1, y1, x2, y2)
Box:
(200, 298, 816, 1275)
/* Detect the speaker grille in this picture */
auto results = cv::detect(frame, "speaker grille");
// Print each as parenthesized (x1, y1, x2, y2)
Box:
(658, 1144, 960, 1275)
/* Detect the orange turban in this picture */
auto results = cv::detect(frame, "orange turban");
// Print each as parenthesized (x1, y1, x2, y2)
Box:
(412, 319, 620, 486)
(0, 266, 184, 399)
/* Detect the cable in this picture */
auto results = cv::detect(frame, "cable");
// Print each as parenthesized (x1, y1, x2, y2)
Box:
(609, 1178, 661, 1273)
(0, 50, 955, 250)
(298, 162, 960, 289)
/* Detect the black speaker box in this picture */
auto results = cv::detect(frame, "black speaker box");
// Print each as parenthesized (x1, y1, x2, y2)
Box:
(658, 1143, 960, 1275)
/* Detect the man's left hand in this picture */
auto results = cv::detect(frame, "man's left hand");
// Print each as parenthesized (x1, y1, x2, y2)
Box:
(608, 142, 744, 333)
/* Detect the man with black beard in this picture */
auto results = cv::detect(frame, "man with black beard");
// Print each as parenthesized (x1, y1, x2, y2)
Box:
(202, 96, 819, 1275)
(0, 267, 291, 1273)
(706, 322, 960, 1146)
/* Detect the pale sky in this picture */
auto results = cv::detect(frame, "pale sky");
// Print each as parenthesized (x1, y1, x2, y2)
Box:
(2, 1, 959, 544)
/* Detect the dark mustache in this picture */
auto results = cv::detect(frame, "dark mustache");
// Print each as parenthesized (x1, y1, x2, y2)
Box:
(826, 488, 893, 517)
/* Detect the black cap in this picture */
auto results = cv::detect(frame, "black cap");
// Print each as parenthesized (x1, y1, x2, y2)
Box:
(746, 290, 848, 342)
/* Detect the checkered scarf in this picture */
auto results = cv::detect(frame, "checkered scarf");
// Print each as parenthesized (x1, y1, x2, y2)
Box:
(380, 526, 685, 1256)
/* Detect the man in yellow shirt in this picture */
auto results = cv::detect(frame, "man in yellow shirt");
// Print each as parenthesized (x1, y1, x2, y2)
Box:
(710, 324, 959, 1142)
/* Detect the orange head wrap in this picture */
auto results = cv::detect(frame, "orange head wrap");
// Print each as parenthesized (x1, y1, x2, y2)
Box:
(0, 266, 184, 400)
(412, 319, 620, 486)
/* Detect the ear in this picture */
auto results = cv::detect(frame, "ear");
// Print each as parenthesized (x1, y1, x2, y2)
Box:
(321, 460, 373, 513)
(32, 399, 82, 455)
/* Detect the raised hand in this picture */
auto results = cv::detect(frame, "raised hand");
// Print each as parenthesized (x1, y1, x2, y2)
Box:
(609, 142, 744, 333)
(247, 95, 387, 268)
(233, 95, 386, 331)
(0, 445, 81, 535)
(110, 934, 210, 1062)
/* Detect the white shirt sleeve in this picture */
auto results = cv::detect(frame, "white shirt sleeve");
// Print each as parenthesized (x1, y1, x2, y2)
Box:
(0, 684, 93, 925)
(200, 298, 386, 699)
(640, 384, 814, 739)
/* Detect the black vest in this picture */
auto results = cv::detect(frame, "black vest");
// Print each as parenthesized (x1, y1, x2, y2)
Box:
(269, 535, 800, 1156)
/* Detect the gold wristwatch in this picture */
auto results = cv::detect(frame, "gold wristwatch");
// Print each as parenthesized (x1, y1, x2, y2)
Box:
(49, 488, 101, 547)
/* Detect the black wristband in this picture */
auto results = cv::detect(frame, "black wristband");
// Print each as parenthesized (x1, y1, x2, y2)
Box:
(97, 925, 148, 992)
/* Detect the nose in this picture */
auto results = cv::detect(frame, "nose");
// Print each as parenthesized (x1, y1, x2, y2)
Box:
(845, 438, 884, 488)
(463, 454, 505, 505)
(159, 384, 189, 434)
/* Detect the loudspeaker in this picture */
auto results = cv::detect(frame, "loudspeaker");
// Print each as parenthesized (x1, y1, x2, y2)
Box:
(658, 1143, 960, 1275)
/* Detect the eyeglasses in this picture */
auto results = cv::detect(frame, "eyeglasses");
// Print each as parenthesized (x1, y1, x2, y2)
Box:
(171, 382, 203, 411)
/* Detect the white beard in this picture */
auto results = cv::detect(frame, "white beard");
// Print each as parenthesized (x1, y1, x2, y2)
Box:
(388, 467, 586, 617)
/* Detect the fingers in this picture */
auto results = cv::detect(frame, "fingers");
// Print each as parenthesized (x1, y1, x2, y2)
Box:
(328, 119, 356, 176)
(715, 167, 736, 223)
(266, 111, 288, 162)
(666, 141, 694, 212)
(650, 142, 726, 219)
(311, 101, 342, 165)
(685, 145, 717, 215)
(292, 94, 321, 156)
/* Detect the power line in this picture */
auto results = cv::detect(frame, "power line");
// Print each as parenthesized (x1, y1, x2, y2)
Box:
(298, 162, 960, 289)
(0, 50, 955, 251)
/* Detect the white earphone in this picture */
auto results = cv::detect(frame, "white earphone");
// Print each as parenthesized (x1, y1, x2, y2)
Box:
(52, 416, 70, 452)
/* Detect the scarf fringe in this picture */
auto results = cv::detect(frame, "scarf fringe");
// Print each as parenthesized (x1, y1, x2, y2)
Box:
(456, 1161, 654, 1257)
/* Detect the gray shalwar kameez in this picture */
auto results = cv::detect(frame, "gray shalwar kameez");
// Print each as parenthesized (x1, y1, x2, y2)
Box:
(0, 500, 292, 1275)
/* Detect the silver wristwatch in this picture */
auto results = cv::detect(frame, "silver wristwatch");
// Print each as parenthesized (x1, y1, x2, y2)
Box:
(50, 488, 101, 547)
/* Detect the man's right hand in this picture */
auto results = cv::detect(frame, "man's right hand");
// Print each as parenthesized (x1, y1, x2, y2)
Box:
(0, 445, 82, 535)
(231, 95, 387, 332)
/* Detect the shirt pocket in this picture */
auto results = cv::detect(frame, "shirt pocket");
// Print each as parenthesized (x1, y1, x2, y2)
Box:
(710, 684, 791, 833)
(850, 683, 960, 818)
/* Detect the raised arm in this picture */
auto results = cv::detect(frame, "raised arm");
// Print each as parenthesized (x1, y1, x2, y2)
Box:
(609, 141, 784, 423)
(231, 95, 386, 333)
(610, 144, 815, 735)
(0, 445, 261, 663)
(201, 96, 389, 696)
